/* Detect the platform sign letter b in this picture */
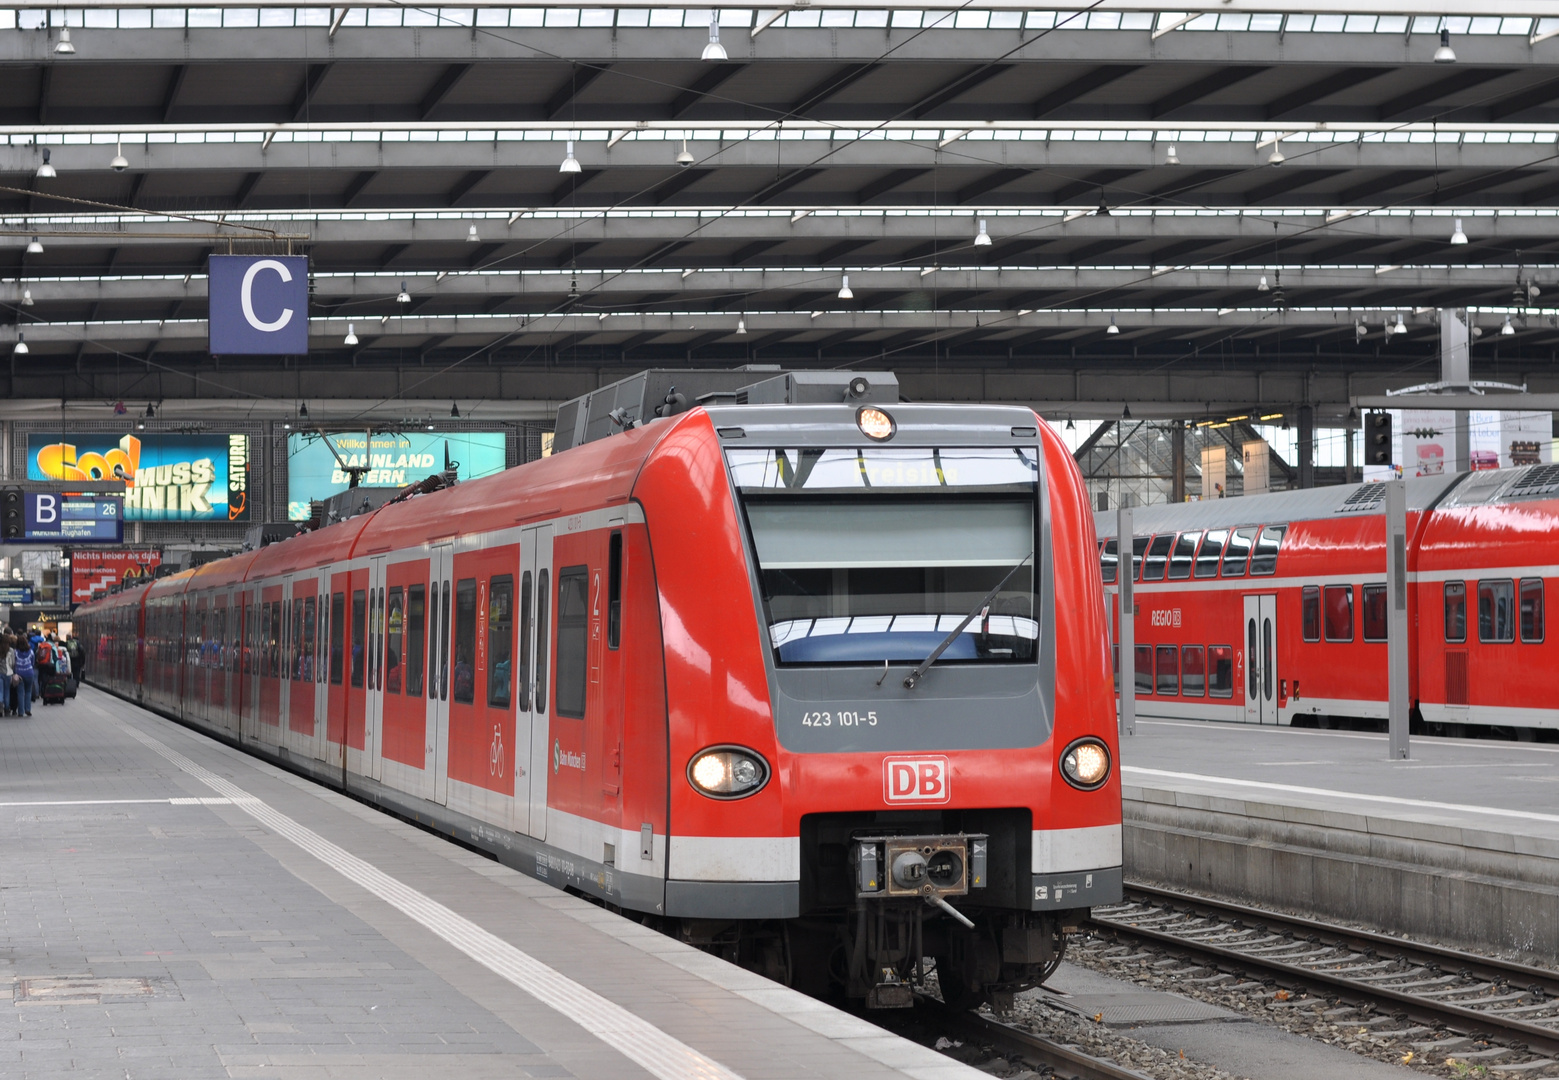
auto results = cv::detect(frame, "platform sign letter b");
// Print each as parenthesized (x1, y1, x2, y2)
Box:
(208, 254, 309, 356)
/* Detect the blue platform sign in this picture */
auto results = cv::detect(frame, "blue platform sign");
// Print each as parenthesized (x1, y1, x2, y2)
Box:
(25, 494, 124, 543)
(0, 586, 34, 604)
(209, 254, 309, 355)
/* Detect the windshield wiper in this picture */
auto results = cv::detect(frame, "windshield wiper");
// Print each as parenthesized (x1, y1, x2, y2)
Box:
(902, 551, 1033, 690)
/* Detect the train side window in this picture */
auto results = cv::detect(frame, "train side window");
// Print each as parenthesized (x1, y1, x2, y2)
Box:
(350, 590, 366, 687)
(426, 581, 439, 700)
(1362, 584, 1387, 642)
(1111, 644, 1119, 693)
(1182, 645, 1206, 696)
(487, 575, 514, 708)
(1248, 524, 1286, 575)
(1324, 585, 1354, 642)
(1444, 581, 1467, 643)
(282, 600, 292, 680)
(1479, 579, 1515, 643)
(1100, 538, 1118, 584)
(452, 578, 477, 705)
(1208, 645, 1234, 697)
(535, 570, 550, 715)
(302, 596, 317, 683)
(385, 588, 403, 694)
(259, 603, 271, 677)
(1133, 644, 1153, 694)
(1301, 585, 1320, 642)
(1520, 579, 1544, 644)
(292, 599, 303, 680)
(556, 566, 589, 718)
(1141, 534, 1173, 581)
(518, 572, 533, 711)
(1222, 528, 1256, 577)
(1131, 536, 1148, 580)
(269, 600, 281, 677)
(607, 531, 622, 650)
(330, 592, 345, 685)
(406, 585, 425, 696)
(1195, 530, 1226, 578)
(1167, 531, 1201, 580)
(1156, 644, 1179, 695)
(439, 581, 451, 702)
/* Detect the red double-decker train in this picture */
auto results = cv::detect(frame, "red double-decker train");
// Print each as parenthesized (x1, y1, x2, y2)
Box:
(76, 368, 1122, 1009)
(1096, 464, 1558, 738)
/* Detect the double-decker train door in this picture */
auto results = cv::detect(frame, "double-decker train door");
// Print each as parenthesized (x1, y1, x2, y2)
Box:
(429, 544, 454, 805)
(517, 525, 553, 840)
(1243, 594, 1278, 724)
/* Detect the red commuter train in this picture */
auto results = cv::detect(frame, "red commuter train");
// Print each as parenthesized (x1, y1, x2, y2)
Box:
(76, 368, 1123, 1009)
(1094, 464, 1558, 738)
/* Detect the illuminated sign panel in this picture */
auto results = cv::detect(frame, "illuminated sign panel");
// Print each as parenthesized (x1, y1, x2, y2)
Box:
(28, 433, 252, 522)
(72, 550, 162, 604)
(25, 494, 124, 542)
(286, 431, 508, 520)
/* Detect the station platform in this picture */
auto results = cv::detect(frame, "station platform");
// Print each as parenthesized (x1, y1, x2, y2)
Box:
(0, 687, 981, 1080)
(1120, 719, 1559, 960)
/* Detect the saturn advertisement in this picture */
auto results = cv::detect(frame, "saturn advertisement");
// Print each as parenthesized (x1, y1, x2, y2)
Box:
(28, 433, 252, 522)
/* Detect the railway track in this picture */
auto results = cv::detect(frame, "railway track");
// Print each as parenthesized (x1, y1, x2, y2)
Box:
(1086, 883, 1559, 1067)
(894, 998, 1155, 1080)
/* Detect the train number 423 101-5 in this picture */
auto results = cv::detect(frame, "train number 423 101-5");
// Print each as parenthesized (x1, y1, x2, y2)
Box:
(802, 711, 879, 727)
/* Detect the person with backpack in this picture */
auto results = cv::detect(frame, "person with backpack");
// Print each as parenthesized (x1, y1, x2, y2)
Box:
(65, 634, 85, 682)
(12, 634, 37, 716)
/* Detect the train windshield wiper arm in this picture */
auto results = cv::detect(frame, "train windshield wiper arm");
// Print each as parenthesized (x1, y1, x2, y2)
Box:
(902, 552, 1033, 691)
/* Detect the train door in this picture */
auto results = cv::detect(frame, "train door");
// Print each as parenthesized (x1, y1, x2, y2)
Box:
(211, 591, 230, 733)
(429, 544, 453, 805)
(366, 556, 387, 783)
(326, 574, 349, 763)
(289, 577, 318, 744)
(1243, 594, 1278, 724)
(258, 585, 283, 731)
(241, 588, 260, 744)
(521, 526, 553, 840)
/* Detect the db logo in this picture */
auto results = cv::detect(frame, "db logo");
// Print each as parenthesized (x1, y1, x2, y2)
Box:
(883, 756, 951, 804)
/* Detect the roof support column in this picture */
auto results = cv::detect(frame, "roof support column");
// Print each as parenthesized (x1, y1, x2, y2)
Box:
(1171, 420, 1186, 503)
(1298, 404, 1315, 489)
(1442, 308, 1471, 472)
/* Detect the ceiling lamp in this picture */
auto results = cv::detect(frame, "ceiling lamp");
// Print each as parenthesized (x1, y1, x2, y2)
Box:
(143, 402, 156, 419)
(450, 401, 461, 418)
(1267, 140, 1285, 166)
(1065, 417, 1075, 430)
(110, 140, 128, 172)
(701, 19, 727, 61)
(1095, 193, 1110, 217)
(35, 149, 55, 179)
(974, 218, 992, 247)
(466, 223, 479, 243)
(54, 27, 74, 54)
(676, 140, 696, 167)
(1393, 313, 1407, 335)
(26, 236, 43, 255)
(12, 333, 27, 356)
(1450, 217, 1468, 245)
(837, 275, 853, 300)
(21, 288, 33, 306)
(1257, 275, 1269, 292)
(560, 140, 581, 174)
(1434, 28, 1456, 63)
(397, 281, 411, 304)
(299, 401, 310, 420)
(344, 323, 358, 346)
(1106, 316, 1120, 335)
(1355, 319, 1367, 340)
(1165, 144, 1179, 165)
(1501, 314, 1515, 335)
(1122, 403, 1132, 420)
(736, 315, 747, 335)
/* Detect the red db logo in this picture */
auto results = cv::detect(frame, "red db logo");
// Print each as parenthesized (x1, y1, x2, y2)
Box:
(883, 756, 951, 804)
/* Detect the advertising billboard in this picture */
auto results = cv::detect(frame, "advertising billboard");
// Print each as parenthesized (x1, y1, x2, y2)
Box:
(29, 433, 252, 522)
(71, 549, 162, 604)
(287, 431, 508, 520)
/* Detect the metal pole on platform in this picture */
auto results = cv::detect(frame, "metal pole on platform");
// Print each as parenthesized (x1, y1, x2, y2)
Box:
(1117, 503, 1135, 739)
(1386, 479, 1410, 759)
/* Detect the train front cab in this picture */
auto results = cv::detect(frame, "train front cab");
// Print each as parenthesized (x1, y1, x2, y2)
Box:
(635, 403, 1122, 1008)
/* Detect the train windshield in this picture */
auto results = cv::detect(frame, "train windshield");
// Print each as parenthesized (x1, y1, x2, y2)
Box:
(730, 447, 1038, 667)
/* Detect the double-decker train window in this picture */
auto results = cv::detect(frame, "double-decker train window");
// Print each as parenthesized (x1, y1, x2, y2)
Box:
(556, 567, 588, 718)
(1324, 585, 1354, 642)
(1221, 528, 1255, 576)
(487, 575, 513, 708)
(1520, 579, 1544, 643)
(1195, 530, 1226, 578)
(1140, 535, 1172, 581)
(1134, 644, 1152, 694)
(1301, 586, 1321, 641)
(405, 584, 425, 696)
(1208, 645, 1234, 697)
(1443, 581, 1467, 643)
(1131, 536, 1147, 580)
(607, 532, 622, 650)
(1479, 579, 1515, 643)
(1167, 532, 1201, 580)
(1156, 644, 1179, 695)
(330, 592, 345, 685)
(385, 588, 403, 693)
(452, 578, 477, 705)
(1362, 584, 1388, 642)
(1248, 525, 1286, 575)
(1100, 538, 1118, 584)
(1181, 645, 1206, 696)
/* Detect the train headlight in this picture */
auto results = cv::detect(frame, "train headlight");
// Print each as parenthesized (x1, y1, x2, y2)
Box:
(1060, 737, 1111, 791)
(856, 406, 896, 441)
(687, 746, 770, 799)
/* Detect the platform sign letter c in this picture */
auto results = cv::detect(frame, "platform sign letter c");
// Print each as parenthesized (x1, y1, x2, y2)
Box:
(240, 259, 294, 333)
